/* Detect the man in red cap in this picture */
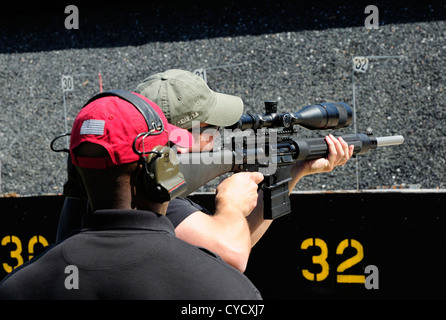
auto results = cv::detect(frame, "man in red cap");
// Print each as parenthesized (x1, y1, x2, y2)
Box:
(0, 92, 262, 299)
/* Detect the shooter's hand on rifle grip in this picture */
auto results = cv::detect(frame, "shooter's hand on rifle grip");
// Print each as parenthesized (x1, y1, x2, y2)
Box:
(215, 172, 264, 218)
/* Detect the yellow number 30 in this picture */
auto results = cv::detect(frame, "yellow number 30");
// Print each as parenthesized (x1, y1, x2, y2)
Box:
(1, 235, 49, 273)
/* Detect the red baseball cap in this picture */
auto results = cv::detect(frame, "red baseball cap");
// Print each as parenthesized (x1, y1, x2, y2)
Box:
(70, 92, 193, 169)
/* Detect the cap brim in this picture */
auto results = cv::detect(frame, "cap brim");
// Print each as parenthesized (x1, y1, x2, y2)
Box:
(204, 92, 244, 127)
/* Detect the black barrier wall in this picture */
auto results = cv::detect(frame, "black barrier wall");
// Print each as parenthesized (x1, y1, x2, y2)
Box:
(1, 191, 445, 299)
(245, 191, 446, 299)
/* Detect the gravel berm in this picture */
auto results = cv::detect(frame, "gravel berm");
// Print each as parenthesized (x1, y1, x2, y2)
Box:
(0, 0, 445, 196)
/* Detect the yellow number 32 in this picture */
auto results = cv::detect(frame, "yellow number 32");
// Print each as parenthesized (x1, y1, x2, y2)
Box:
(300, 238, 365, 283)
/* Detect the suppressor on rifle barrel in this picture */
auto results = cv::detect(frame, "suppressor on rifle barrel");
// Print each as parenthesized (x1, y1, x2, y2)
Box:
(376, 135, 405, 147)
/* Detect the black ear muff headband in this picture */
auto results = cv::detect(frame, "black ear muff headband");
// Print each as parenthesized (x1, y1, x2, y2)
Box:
(50, 90, 164, 154)
(84, 90, 166, 157)
(84, 89, 165, 133)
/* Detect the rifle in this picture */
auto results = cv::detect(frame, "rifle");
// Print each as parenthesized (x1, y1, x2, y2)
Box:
(177, 101, 404, 220)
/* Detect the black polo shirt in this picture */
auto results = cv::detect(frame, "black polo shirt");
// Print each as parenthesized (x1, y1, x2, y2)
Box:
(166, 197, 212, 228)
(56, 197, 210, 241)
(0, 209, 261, 300)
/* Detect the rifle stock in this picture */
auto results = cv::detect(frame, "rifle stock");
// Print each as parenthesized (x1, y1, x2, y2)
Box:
(177, 150, 235, 197)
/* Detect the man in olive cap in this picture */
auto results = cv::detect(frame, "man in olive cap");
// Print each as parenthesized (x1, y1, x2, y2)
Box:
(135, 70, 353, 272)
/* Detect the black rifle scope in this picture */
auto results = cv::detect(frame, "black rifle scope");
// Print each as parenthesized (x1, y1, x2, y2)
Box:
(227, 101, 353, 131)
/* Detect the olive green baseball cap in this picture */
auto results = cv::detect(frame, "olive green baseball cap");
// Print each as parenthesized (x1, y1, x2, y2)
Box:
(135, 69, 243, 129)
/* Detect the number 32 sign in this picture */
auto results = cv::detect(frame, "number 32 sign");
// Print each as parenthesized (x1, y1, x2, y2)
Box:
(353, 57, 369, 73)
(300, 238, 378, 289)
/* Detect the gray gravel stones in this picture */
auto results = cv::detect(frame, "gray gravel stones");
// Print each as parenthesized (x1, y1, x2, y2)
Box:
(0, 1, 445, 196)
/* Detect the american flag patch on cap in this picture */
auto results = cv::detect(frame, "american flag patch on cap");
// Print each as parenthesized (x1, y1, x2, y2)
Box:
(80, 119, 105, 135)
